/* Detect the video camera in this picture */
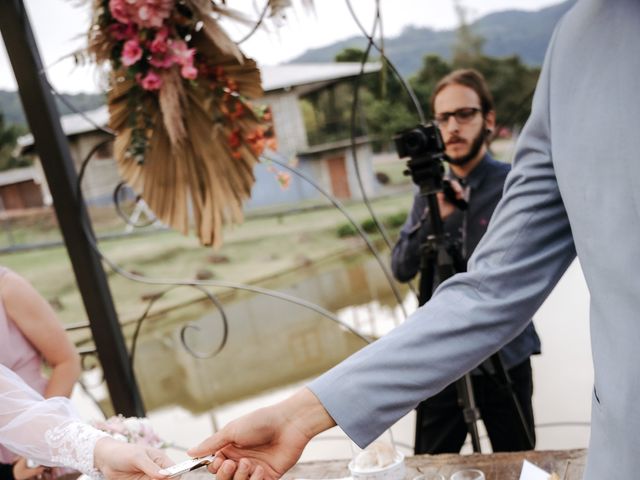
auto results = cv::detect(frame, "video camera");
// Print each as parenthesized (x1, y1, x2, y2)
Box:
(394, 122, 445, 160)
(394, 122, 447, 196)
(394, 122, 467, 210)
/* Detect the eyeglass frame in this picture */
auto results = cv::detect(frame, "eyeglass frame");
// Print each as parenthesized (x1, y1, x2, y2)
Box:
(434, 107, 482, 126)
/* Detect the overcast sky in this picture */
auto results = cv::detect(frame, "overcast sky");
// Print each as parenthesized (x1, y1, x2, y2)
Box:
(0, 0, 563, 93)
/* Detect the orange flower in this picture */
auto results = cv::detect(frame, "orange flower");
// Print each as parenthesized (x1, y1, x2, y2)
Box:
(228, 129, 241, 149)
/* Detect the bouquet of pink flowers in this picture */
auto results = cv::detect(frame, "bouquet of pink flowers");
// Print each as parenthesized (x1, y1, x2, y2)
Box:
(91, 415, 167, 448)
(87, 0, 278, 247)
(101, 0, 200, 91)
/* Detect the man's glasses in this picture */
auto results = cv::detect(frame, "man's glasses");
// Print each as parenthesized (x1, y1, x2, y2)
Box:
(434, 107, 481, 126)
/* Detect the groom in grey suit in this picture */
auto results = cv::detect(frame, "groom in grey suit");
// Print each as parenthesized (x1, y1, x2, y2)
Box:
(188, 1, 640, 479)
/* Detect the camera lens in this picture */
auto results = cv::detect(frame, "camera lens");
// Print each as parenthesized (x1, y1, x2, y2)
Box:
(404, 129, 427, 155)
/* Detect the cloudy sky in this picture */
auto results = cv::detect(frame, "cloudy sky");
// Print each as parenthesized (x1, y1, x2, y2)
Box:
(0, 0, 563, 93)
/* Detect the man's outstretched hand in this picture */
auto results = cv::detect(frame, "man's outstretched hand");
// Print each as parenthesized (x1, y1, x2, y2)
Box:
(188, 388, 335, 480)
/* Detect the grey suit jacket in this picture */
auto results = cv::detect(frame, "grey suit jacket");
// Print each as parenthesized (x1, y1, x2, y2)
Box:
(308, 1, 640, 477)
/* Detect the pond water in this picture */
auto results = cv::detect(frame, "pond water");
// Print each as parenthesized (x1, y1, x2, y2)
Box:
(72, 254, 593, 461)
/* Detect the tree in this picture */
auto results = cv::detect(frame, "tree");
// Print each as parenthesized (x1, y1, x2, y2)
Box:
(451, 0, 485, 67)
(410, 55, 452, 116)
(0, 112, 30, 171)
(406, 2, 540, 132)
(470, 55, 540, 129)
(334, 47, 368, 63)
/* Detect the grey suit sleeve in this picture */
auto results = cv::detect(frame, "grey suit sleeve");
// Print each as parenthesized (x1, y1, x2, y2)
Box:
(308, 27, 577, 447)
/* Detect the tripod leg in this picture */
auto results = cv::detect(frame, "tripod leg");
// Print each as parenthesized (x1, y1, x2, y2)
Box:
(486, 355, 536, 449)
(455, 374, 482, 452)
(414, 385, 469, 454)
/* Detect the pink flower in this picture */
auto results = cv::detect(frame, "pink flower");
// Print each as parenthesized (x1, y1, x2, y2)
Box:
(121, 39, 143, 66)
(109, 0, 173, 29)
(91, 415, 165, 449)
(136, 0, 173, 28)
(181, 64, 198, 80)
(109, 0, 132, 24)
(109, 22, 137, 41)
(149, 54, 175, 69)
(149, 27, 169, 53)
(170, 39, 195, 67)
(140, 70, 163, 90)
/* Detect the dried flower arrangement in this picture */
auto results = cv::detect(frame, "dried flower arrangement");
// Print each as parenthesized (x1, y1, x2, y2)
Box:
(88, 0, 281, 247)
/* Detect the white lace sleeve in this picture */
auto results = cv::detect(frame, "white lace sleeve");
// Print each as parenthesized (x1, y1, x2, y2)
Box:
(0, 364, 109, 478)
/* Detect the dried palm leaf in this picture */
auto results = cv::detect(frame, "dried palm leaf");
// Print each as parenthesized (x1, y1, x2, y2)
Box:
(107, 40, 269, 246)
(90, 0, 277, 247)
(187, 0, 244, 62)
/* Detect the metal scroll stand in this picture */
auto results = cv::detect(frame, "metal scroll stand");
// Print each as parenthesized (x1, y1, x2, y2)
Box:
(394, 123, 534, 454)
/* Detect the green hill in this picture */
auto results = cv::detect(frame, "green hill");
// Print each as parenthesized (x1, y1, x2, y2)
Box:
(290, 1, 575, 75)
(0, 90, 105, 128)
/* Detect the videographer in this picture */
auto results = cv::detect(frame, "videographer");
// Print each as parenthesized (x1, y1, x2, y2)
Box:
(391, 69, 540, 454)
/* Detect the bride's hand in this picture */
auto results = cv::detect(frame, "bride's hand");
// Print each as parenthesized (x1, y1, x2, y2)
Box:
(93, 437, 173, 480)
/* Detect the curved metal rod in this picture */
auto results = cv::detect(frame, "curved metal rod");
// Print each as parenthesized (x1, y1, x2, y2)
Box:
(263, 153, 408, 318)
(76, 146, 235, 363)
(177, 284, 228, 359)
(128, 283, 229, 366)
(344, 0, 425, 123)
(48, 82, 116, 136)
(98, 255, 372, 345)
(348, 1, 394, 251)
(344, 0, 417, 299)
(113, 181, 158, 228)
(234, 0, 270, 45)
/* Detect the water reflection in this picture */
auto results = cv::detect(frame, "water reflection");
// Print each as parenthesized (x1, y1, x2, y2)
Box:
(129, 254, 410, 413)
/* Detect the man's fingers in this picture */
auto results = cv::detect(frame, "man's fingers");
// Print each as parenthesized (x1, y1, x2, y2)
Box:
(232, 459, 252, 480)
(205, 452, 226, 475)
(215, 459, 238, 480)
(188, 433, 229, 458)
(249, 465, 264, 480)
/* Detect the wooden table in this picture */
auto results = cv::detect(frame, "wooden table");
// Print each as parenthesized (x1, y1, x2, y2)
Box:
(284, 449, 586, 480)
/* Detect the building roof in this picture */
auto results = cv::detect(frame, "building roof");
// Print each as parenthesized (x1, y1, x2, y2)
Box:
(0, 167, 39, 187)
(18, 62, 382, 148)
(297, 136, 371, 156)
(260, 62, 381, 92)
(18, 105, 110, 150)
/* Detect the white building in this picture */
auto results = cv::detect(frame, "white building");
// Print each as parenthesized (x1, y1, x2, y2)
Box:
(19, 62, 382, 209)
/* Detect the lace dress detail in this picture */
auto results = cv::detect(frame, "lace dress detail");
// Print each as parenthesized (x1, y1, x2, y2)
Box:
(0, 364, 108, 478)
(45, 421, 109, 478)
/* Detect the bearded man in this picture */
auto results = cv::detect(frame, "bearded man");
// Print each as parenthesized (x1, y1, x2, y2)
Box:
(391, 68, 541, 454)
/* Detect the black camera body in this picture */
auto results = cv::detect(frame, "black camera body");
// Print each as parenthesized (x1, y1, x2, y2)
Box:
(394, 122, 446, 195)
(394, 122, 445, 160)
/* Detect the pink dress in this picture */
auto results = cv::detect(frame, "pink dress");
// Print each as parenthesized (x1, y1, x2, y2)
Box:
(0, 267, 48, 463)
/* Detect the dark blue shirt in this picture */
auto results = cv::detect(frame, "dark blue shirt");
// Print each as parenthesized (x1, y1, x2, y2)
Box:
(391, 153, 541, 369)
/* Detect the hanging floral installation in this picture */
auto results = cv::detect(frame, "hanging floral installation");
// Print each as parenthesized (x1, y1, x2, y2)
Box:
(87, 0, 289, 247)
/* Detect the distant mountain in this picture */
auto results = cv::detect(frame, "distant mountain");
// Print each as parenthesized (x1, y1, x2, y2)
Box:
(289, 0, 576, 76)
(0, 90, 105, 128)
(1, 1, 575, 128)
